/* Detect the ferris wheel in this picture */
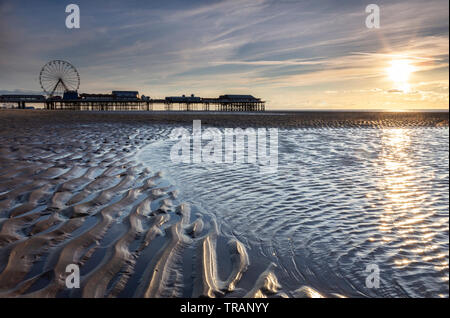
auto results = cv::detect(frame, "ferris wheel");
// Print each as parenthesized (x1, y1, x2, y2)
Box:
(39, 60, 80, 97)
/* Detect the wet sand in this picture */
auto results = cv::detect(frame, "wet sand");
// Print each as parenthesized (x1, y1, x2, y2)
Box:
(0, 109, 448, 298)
(0, 109, 447, 128)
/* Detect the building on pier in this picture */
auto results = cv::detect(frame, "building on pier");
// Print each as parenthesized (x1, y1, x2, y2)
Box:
(112, 91, 139, 99)
(63, 91, 79, 100)
(206, 94, 265, 112)
(219, 94, 260, 101)
(165, 94, 201, 103)
(79, 93, 115, 100)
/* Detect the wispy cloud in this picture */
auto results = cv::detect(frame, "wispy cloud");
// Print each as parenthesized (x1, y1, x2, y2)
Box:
(0, 0, 448, 109)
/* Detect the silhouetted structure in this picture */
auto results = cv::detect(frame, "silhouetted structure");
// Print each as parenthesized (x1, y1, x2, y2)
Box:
(112, 91, 139, 99)
(40, 60, 80, 97)
(1, 60, 265, 111)
(63, 91, 79, 100)
(1, 92, 265, 111)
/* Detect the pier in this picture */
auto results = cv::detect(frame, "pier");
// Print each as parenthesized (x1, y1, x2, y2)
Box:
(0, 93, 265, 112)
(1, 60, 265, 112)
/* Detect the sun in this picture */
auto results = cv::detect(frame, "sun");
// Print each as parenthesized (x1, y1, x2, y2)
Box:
(387, 60, 415, 91)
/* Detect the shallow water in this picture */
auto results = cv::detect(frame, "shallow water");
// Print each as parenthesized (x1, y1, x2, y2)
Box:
(0, 115, 448, 298)
(138, 126, 449, 297)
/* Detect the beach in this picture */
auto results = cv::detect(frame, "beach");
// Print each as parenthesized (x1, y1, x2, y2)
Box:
(0, 109, 447, 128)
(0, 109, 448, 298)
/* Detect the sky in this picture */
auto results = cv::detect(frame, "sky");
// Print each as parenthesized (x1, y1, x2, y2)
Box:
(0, 0, 448, 110)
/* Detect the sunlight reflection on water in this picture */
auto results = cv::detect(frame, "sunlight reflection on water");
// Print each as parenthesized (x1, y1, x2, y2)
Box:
(138, 127, 449, 297)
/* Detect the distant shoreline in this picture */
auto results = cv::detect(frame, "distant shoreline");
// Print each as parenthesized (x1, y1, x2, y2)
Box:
(0, 109, 448, 128)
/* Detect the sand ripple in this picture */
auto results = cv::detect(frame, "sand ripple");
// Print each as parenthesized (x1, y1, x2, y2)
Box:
(0, 115, 294, 298)
(0, 110, 448, 298)
(138, 126, 449, 298)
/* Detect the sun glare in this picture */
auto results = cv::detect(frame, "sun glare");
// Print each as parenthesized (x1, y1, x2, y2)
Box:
(387, 60, 415, 92)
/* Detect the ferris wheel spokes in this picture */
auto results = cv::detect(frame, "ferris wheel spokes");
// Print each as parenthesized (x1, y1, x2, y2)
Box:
(39, 60, 80, 97)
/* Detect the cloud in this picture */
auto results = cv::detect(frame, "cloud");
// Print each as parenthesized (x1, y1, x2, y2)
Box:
(209, 59, 324, 66)
(0, 0, 448, 109)
(387, 89, 404, 93)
